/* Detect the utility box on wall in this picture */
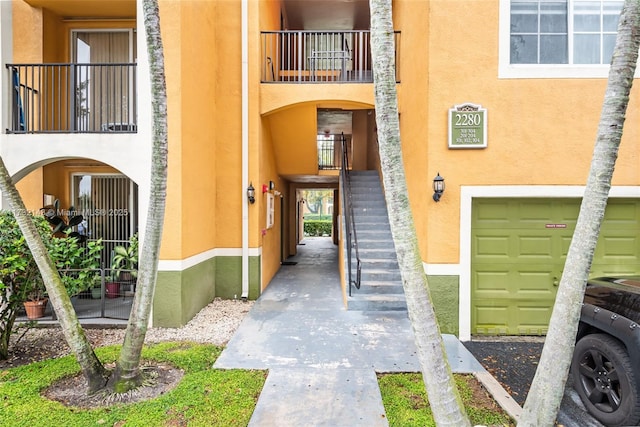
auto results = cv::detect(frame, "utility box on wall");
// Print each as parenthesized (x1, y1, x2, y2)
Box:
(266, 193, 274, 229)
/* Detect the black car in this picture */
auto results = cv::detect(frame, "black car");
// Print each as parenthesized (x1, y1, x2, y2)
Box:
(572, 276, 640, 426)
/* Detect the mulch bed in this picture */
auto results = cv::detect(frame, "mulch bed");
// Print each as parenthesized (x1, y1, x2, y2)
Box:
(463, 339, 544, 406)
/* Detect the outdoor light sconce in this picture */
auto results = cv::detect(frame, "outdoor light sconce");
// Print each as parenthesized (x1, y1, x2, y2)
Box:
(247, 183, 255, 204)
(432, 173, 445, 202)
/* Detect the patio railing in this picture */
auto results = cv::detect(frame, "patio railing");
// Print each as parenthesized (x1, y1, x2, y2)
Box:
(6, 63, 137, 134)
(17, 267, 135, 322)
(318, 134, 353, 170)
(261, 30, 400, 83)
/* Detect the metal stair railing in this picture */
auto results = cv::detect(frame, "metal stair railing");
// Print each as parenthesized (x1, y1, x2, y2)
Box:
(340, 133, 361, 295)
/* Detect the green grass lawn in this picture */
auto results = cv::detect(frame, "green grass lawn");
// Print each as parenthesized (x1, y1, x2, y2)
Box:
(0, 342, 266, 426)
(378, 372, 515, 427)
(1, 342, 513, 426)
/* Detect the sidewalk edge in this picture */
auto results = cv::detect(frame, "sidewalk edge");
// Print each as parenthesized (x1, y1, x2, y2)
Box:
(473, 371, 522, 423)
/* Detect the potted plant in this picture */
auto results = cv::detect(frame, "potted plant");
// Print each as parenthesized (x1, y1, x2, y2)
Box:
(91, 277, 103, 299)
(21, 277, 48, 320)
(110, 233, 138, 297)
(105, 279, 120, 299)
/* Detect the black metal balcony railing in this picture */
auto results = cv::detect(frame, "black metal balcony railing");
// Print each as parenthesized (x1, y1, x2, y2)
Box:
(318, 135, 353, 170)
(6, 63, 137, 134)
(261, 31, 400, 83)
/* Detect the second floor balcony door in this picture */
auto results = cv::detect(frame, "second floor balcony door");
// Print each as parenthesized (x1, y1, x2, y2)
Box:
(72, 30, 136, 132)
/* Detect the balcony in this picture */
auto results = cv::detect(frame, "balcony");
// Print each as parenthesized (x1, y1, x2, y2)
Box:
(318, 134, 352, 170)
(261, 31, 400, 83)
(6, 63, 137, 134)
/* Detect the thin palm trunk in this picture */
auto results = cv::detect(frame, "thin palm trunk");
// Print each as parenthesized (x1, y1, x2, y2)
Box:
(0, 156, 107, 392)
(111, 0, 168, 392)
(519, 1, 640, 425)
(369, 0, 470, 425)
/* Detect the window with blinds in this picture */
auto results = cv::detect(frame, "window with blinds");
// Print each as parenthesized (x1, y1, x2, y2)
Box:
(72, 174, 138, 266)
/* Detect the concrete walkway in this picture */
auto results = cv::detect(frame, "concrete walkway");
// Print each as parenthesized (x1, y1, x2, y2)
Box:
(214, 237, 494, 426)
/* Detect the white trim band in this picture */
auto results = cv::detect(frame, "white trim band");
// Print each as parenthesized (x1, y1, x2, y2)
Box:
(158, 247, 262, 271)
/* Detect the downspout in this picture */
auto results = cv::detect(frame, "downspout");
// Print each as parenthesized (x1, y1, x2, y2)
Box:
(0, 1, 12, 210)
(241, 0, 249, 299)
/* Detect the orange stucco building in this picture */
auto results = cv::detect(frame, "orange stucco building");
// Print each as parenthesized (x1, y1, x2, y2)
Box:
(1, 0, 638, 339)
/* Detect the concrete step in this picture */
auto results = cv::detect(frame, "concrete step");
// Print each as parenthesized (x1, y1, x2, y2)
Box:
(352, 207, 387, 216)
(349, 186, 382, 192)
(345, 170, 406, 312)
(351, 214, 390, 223)
(347, 293, 407, 311)
(354, 222, 391, 232)
(356, 229, 393, 239)
(360, 268, 402, 282)
(349, 186, 382, 193)
(349, 181, 381, 187)
(354, 248, 398, 259)
(350, 177, 380, 182)
(356, 227, 392, 234)
(351, 192, 384, 200)
(351, 199, 386, 208)
(359, 258, 399, 270)
(355, 240, 395, 251)
(356, 280, 404, 294)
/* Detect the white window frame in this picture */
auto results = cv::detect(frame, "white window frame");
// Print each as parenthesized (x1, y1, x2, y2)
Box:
(71, 28, 135, 63)
(71, 29, 136, 131)
(499, 0, 631, 79)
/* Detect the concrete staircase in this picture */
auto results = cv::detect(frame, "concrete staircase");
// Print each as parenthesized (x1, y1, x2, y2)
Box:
(345, 170, 407, 311)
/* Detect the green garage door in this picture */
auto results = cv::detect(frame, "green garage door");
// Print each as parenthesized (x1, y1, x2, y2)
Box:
(471, 198, 640, 335)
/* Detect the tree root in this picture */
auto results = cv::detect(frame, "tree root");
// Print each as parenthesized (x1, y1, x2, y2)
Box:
(100, 366, 159, 404)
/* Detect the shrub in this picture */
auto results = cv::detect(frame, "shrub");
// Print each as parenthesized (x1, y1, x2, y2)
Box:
(303, 214, 332, 221)
(0, 211, 103, 359)
(0, 212, 48, 358)
(303, 220, 332, 236)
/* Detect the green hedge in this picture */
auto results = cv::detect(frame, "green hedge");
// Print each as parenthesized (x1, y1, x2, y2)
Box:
(304, 220, 332, 236)
(303, 214, 332, 221)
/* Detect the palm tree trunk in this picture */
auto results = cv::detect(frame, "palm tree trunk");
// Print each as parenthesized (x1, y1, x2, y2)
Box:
(111, 0, 168, 392)
(0, 300, 17, 360)
(519, 1, 640, 425)
(369, 0, 470, 425)
(0, 156, 107, 392)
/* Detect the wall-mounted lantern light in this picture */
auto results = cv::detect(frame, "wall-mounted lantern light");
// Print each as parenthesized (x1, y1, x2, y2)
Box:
(247, 183, 255, 204)
(432, 173, 445, 202)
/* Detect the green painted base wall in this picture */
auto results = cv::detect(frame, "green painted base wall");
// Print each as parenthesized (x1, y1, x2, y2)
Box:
(153, 259, 459, 333)
(215, 257, 261, 300)
(427, 275, 459, 336)
(153, 255, 261, 327)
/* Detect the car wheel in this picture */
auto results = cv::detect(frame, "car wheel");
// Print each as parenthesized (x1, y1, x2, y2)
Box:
(572, 333, 640, 426)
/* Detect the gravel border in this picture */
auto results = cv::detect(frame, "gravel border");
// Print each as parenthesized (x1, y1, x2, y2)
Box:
(1, 298, 254, 368)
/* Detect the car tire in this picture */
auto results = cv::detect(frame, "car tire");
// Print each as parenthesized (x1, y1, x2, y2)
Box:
(572, 333, 640, 426)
